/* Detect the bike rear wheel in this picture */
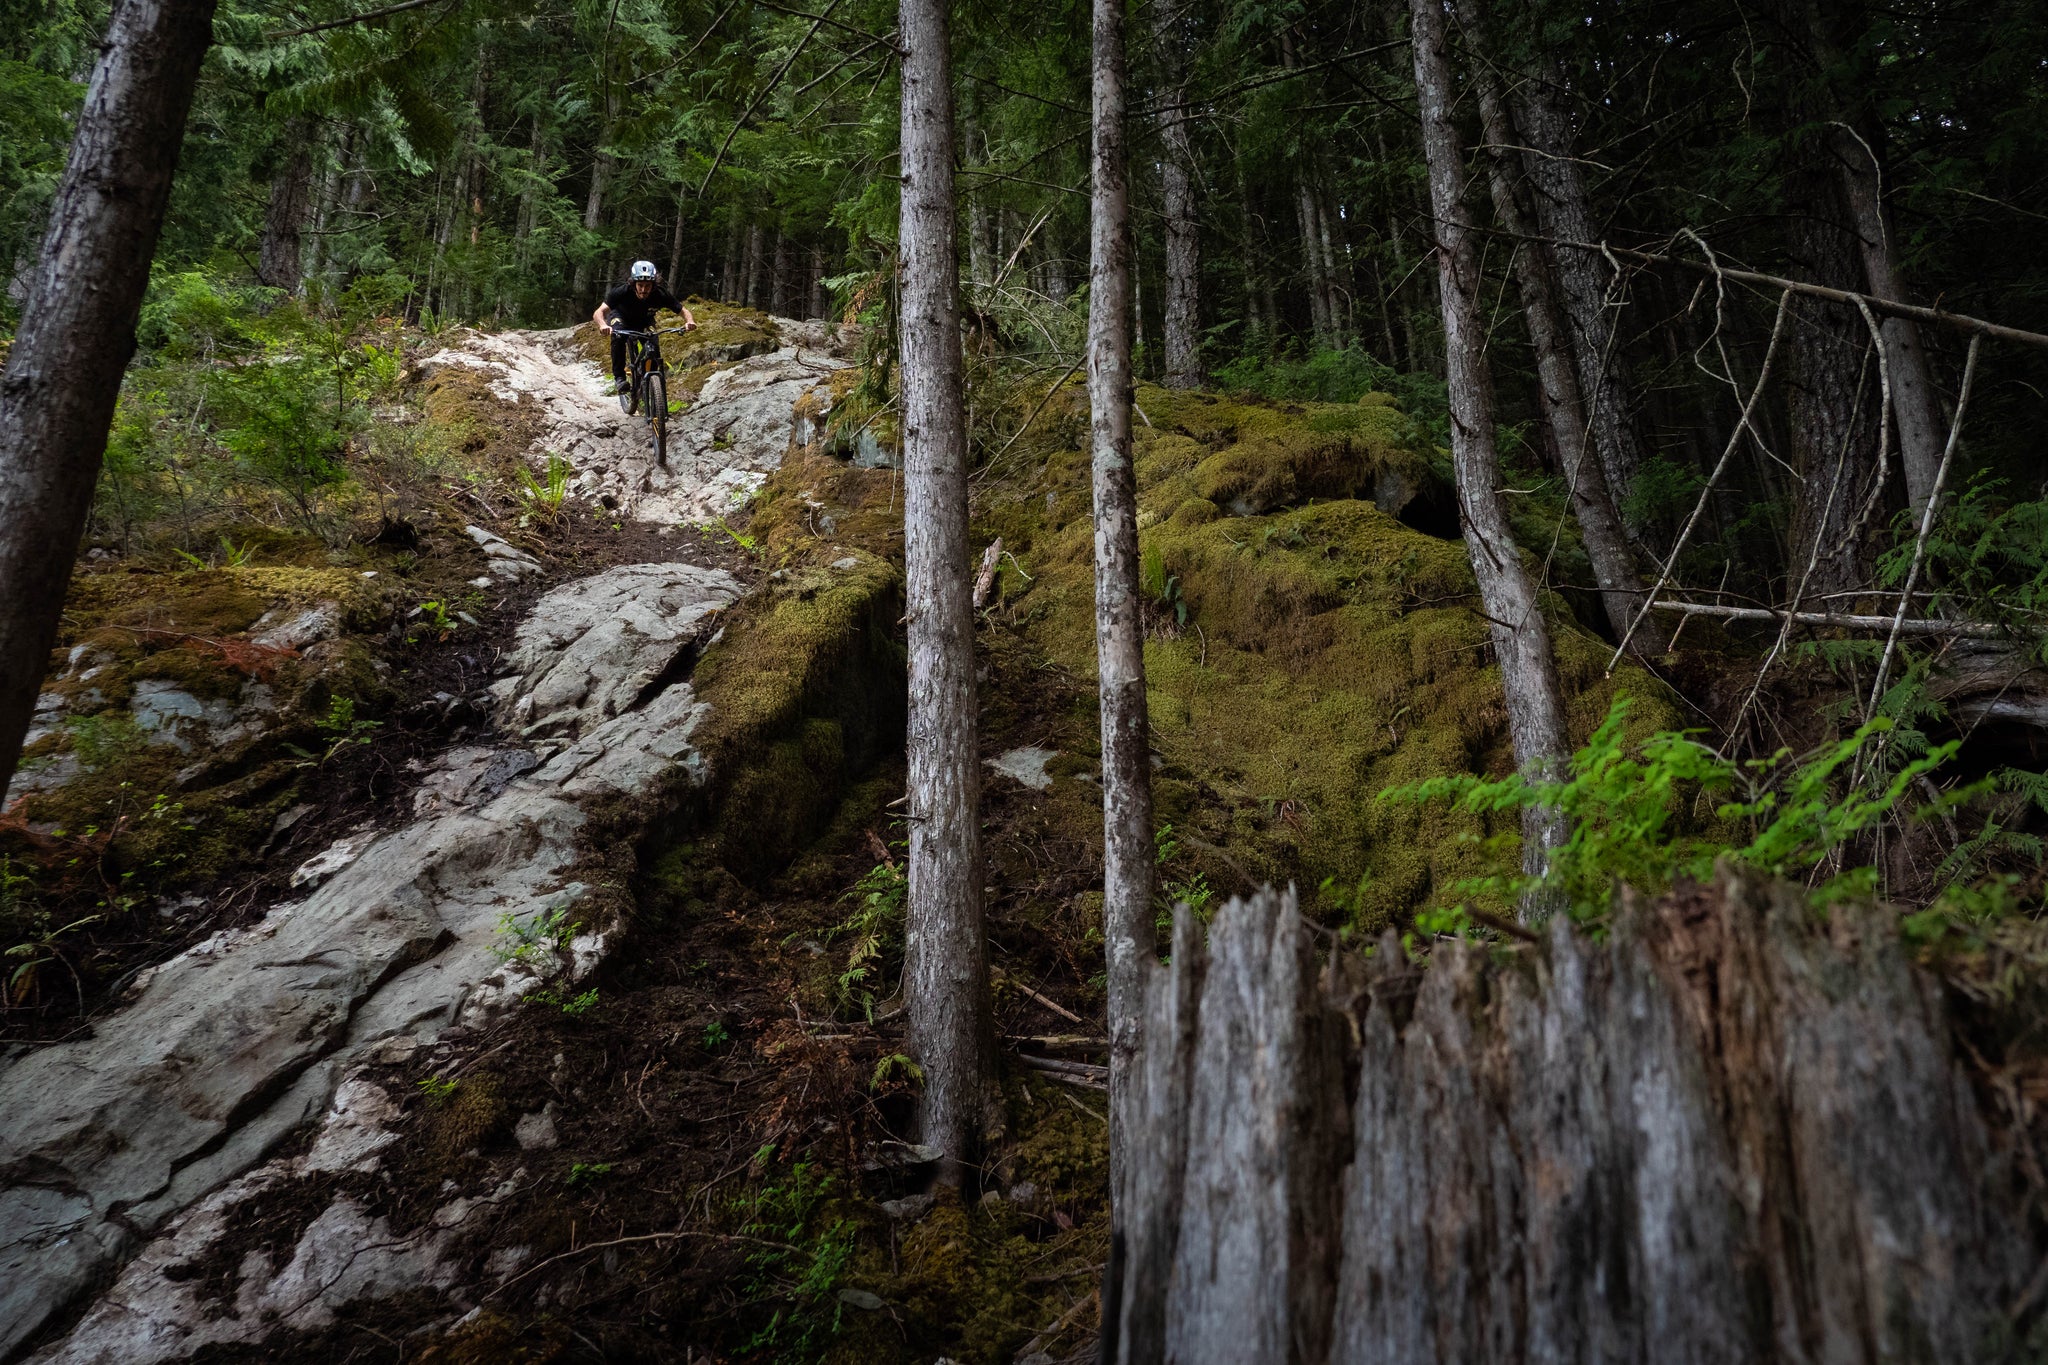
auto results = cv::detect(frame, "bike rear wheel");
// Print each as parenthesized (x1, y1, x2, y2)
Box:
(646, 370, 668, 465)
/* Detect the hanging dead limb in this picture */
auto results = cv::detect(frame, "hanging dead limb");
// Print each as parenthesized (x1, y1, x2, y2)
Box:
(1650, 600, 1999, 638)
(264, 0, 451, 39)
(747, 0, 895, 47)
(1536, 235, 2048, 349)
(696, 0, 845, 197)
(1866, 336, 1985, 711)
(1724, 347, 1875, 749)
(1607, 289, 1792, 670)
(981, 352, 1086, 472)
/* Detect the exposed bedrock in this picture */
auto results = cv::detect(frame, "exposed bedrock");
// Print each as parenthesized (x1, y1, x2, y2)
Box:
(0, 562, 738, 1359)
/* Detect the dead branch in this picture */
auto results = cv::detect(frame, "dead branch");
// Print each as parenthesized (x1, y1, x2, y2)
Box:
(1608, 289, 1792, 670)
(1867, 336, 1984, 710)
(1650, 600, 1998, 637)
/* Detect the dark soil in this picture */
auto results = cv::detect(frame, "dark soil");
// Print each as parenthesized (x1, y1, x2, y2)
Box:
(1, 499, 763, 1045)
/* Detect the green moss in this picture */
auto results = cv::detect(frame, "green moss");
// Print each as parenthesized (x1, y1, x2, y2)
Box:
(979, 381, 1678, 934)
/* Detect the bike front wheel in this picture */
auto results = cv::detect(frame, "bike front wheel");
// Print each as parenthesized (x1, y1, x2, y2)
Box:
(646, 370, 668, 466)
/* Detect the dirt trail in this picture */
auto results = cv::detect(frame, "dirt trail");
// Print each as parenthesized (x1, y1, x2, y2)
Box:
(0, 320, 842, 1362)
(419, 320, 849, 525)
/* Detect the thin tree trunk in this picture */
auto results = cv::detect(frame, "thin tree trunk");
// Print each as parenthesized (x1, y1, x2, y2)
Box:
(1458, 0, 1656, 647)
(305, 126, 347, 285)
(1153, 0, 1201, 388)
(898, 0, 996, 1181)
(720, 218, 742, 301)
(1410, 0, 1570, 913)
(744, 223, 765, 308)
(1316, 186, 1350, 345)
(0, 0, 218, 800)
(1784, 172, 1882, 598)
(1834, 143, 1943, 513)
(666, 198, 688, 287)
(810, 242, 828, 319)
(1133, 253, 1147, 374)
(259, 116, 316, 293)
(1510, 61, 1648, 520)
(963, 104, 993, 309)
(1090, 0, 1155, 1214)
(570, 131, 612, 297)
(771, 231, 791, 315)
(513, 117, 545, 271)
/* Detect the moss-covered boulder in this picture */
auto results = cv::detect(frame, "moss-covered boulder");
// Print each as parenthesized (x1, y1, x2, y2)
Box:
(973, 381, 1676, 933)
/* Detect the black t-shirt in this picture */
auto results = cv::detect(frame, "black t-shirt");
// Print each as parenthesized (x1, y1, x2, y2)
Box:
(603, 281, 682, 332)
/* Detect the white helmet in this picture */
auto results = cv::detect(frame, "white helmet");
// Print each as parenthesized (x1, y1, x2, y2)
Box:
(630, 260, 658, 281)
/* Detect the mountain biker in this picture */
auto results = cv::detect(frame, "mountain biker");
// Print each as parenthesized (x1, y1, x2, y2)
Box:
(593, 260, 695, 396)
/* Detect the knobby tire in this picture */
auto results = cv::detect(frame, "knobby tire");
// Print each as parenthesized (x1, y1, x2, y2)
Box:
(647, 370, 668, 466)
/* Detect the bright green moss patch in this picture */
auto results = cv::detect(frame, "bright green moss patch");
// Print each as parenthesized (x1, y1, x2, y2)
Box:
(978, 382, 1676, 934)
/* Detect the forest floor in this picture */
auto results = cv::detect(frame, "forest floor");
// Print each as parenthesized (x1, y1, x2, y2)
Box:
(2, 313, 1114, 1365)
(11, 307, 2039, 1365)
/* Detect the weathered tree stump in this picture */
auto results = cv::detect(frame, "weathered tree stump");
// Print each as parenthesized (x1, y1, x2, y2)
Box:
(1110, 869, 2032, 1364)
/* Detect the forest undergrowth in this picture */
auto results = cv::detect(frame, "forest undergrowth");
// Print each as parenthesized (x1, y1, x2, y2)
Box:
(3, 265, 2046, 1361)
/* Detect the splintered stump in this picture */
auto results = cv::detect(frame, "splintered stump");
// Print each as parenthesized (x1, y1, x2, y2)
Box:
(1109, 870, 2033, 1365)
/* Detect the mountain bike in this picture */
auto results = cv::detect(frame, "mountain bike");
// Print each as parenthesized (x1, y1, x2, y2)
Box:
(610, 326, 684, 465)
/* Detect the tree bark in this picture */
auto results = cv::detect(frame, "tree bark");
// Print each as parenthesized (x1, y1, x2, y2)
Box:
(1153, 0, 1202, 388)
(1410, 0, 1570, 908)
(1088, 0, 1157, 1220)
(1114, 875, 2030, 1363)
(570, 140, 610, 297)
(810, 242, 828, 319)
(0, 0, 219, 801)
(1510, 61, 1649, 519)
(1783, 165, 1882, 598)
(1457, 0, 1656, 648)
(1833, 136, 1944, 514)
(898, 0, 996, 1181)
(258, 116, 316, 293)
(744, 222, 765, 308)
(666, 197, 689, 287)
(513, 116, 545, 271)
(720, 218, 742, 302)
(304, 125, 348, 285)
(771, 231, 791, 315)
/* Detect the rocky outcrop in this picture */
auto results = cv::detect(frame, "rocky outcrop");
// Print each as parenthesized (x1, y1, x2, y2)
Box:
(0, 563, 738, 1359)
(416, 323, 852, 527)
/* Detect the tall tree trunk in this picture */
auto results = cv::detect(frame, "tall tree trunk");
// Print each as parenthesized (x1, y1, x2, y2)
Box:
(1457, 0, 1656, 648)
(810, 243, 828, 319)
(720, 218, 742, 301)
(305, 126, 348, 285)
(744, 223, 765, 308)
(1090, 0, 1155, 1212)
(962, 104, 993, 308)
(1510, 62, 1649, 521)
(898, 0, 996, 1180)
(1296, 180, 1333, 344)
(0, 0, 218, 800)
(1316, 186, 1351, 343)
(1783, 168, 1882, 598)
(1833, 137, 1943, 515)
(666, 197, 688, 287)
(1153, 0, 1202, 388)
(771, 231, 791, 315)
(513, 116, 545, 271)
(259, 116, 316, 293)
(1410, 0, 1570, 912)
(570, 131, 612, 297)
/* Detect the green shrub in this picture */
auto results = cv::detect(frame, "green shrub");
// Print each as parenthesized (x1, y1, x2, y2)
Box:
(1382, 695, 1964, 931)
